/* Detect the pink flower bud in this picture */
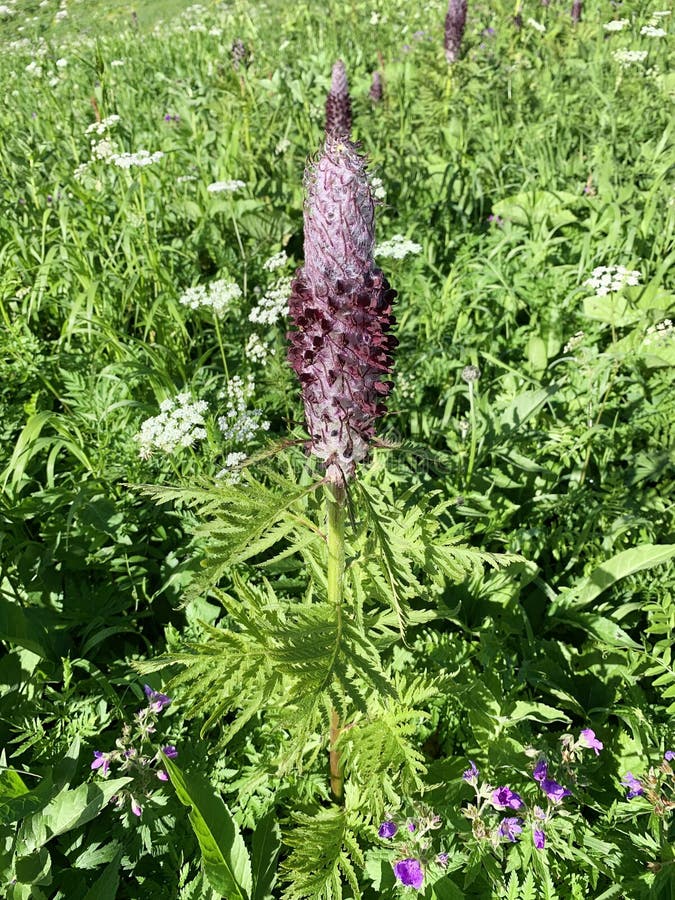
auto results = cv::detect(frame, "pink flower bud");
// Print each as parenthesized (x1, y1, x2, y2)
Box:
(325, 60, 352, 138)
(288, 138, 397, 485)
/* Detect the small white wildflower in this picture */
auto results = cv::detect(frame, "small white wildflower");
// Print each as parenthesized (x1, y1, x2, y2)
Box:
(55, 8, 67, 20)
(49, 77, 60, 87)
(74, 162, 90, 180)
(603, 19, 628, 32)
(207, 180, 246, 193)
(90, 138, 115, 161)
(640, 25, 666, 37)
(262, 250, 287, 272)
(135, 393, 209, 458)
(395, 372, 415, 400)
(375, 234, 423, 260)
(612, 48, 648, 65)
(25, 61, 43, 77)
(563, 331, 585, 353)
(176, 174, 198, 184)
(245, 332, 274, 363)
(274, 137, 291, 155)
(179, 279, 241, 317)
(584, 265, 641, 296)
(369, 11, 379, 25)
(0, 5, 16, 16)
(110, 59, 125, 67)
(225, 451, 248, 467)
(208, 27, 222, 36)
(527, 17, 546, 33)
(249, 276, 291, 326)
(217, 375, 269, 444)
(55, 57, 67, 67)
(85, 114, 120, 136)
(369, 175, 386, 201)
(111, 150, 164, 169)
(644, 319, 674, 346)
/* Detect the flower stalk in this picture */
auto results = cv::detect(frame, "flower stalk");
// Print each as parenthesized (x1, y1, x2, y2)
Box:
(327, 484, 346, 801)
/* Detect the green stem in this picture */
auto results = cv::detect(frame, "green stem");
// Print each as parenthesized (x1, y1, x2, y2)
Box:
(326, 484, 345, 802)
(465, 381, 478, 488)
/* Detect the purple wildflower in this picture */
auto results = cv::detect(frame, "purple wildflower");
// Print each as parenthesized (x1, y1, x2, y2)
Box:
(130, 798, 143, 817)
(541, 777, 572, 804)
(157, 770, 169, 782)
(444, 0, 468, 63)
(487, 213, 504, 227)
(407, 821, 416, 833)
(579, 729, 603, 756)
(571, 0, 582, 22)
(393, 858, 424, 890)
(437, 852, 449, 867)
(144, 685, 171, 713)
(162, 745, 178, 759)
(231, 38, 249, 70)
(533, 759, 548, 783)
(491, 786, 523, 811)
(622, 772, 644, 799)
(533, 828, 546, 850)
(287, 138, 397, 485)
(164, 113, 172, 122)
(463, 760, 479, 784)
(664, 750, 675, 762)
(325, 60, 352, 138)
(378, 821, 398, 839)
(91, 751, 110, 776)
(369, 70, 383, 104)
(499, 817, 523, 842)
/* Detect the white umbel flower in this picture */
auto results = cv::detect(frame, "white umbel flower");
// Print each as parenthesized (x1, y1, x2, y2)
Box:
(207, 180, 246, 193)
(136, 393, 209, 459)
(179, 279, 241, 317)
(375, 234, 422, 260)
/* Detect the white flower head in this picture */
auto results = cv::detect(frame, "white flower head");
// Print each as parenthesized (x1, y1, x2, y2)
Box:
(375, 234, 423, 260)
(262, 250, 288, 272)
(249, 275, 291, 326)
(111, 150, 164, 169)
(644, 319, 674, 346)
(584, 265, 642, 296)
(207, 180, 246, 193)
(245, 332, 274, 363)
(641, 25, 666, 37)
(136, 393, 209, 458)
(612, 48, 648, 66)
(527, 17, 546, 33)
(604, 19, 628, 32)
(179, 279, 241, 317)
(217, 375, 270, 444)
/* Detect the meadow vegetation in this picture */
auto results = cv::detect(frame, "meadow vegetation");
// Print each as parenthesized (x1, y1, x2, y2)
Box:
(0, 0, 674, 897)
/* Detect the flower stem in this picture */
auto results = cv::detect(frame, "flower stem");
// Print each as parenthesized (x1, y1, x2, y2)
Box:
(465, 381, 478, 488)
(327, 484, 346, 802)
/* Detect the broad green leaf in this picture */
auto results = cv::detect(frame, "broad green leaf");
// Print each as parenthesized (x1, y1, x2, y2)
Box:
(583, 294, 642, 326)
(558, 612, 641, 650)
(164, 755, 252, 900)
(18, 779, 132, 853)
(82, 852, 122, 900)
(508, 700, 571, 725)
(0, 768, 28, 803)
(557, 544, 675, 611)
(14, 848, 51, 886)
(251, 811, 281, 900)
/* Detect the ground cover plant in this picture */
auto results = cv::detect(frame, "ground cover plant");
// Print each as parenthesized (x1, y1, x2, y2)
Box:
(0, 0, 674, 897)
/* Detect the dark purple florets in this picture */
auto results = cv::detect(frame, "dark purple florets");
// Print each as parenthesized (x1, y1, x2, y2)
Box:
(325, 60, 352, 138)
(444, 0, 468, 63)
(287, 138, 397, 485)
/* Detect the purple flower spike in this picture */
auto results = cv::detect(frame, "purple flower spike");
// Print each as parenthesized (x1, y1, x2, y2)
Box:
(325, 60, 352, 138)
(533, 828, 546, 850)
(622, 772, 644, 799)
(580, 729, 603, 756)
(287, 138, 397, 485)
(664, 750, 675, 762)
(444, 0, 468, 63)
(491, 786, 523, 810)
(533, 759, 548, 783)
(541, 777, 571, 804)
(369, 71, 383, 104)
(378, 821, 398, 839)
(162, 745, 178, 759)
(144, 684, 172, 713)
(462, 760, 479, 784)
(231, 38, 249, 70)
(499, 817, 523, 842)
(91, 751, 110, 776)
(393, 858, 424, 890)
(571, 0, 582, 22)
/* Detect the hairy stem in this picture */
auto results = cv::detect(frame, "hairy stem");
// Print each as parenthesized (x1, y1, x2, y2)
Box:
(327, 484, 345, 802)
